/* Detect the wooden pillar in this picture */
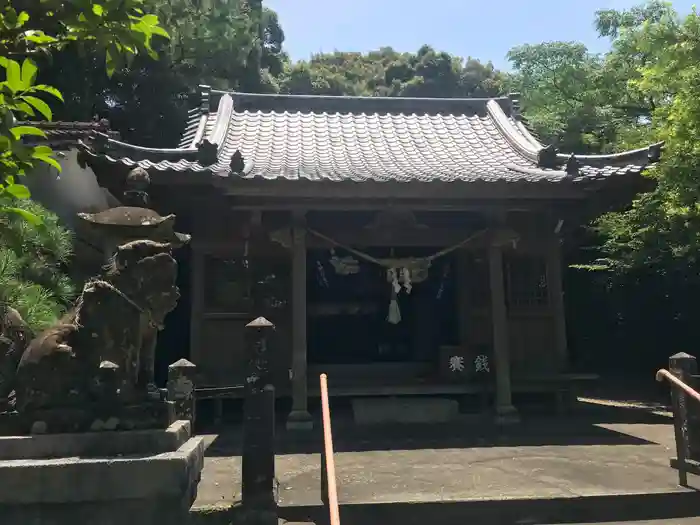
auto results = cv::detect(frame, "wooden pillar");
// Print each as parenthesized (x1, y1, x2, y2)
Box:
(287, 212, 313, 430)
(546, 240, 568, 369)
(488, 237, 519, 424)
(189, 247, 205, 368)
(456, 249, 470, 353)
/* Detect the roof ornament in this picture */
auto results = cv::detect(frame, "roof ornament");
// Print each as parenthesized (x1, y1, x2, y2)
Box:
(89, 131, 110, 154)
(229, 149, 245, 175)
(537, 144, 559, 169)
(648, 143, 663, 163)
(200, 85, 212, 114)
(508, 92, 522, 118)
(196, 139, 218, 166)
(98, 117, 110, 131)
(123, 167, 151, 207)
(565, 154, 580, 176)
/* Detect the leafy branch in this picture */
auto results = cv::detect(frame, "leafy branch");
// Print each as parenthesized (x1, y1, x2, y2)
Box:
(0, 2, 169, 223)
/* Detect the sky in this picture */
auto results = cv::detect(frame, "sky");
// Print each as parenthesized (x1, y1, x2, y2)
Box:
(265, 0, 697, 70)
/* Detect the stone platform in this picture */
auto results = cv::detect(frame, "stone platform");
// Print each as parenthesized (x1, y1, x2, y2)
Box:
(191, 401, 700, 524)
(0, 420, 205, 525)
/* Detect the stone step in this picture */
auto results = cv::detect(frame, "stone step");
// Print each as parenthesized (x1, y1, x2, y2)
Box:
(191, 490, 700, 525)
(275, 490, 700, 525)
(560, 521, 700, 525)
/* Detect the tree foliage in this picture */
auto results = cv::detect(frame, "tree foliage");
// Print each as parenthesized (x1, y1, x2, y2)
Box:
(278, 45, 505, 98)
(39, 0, 286, 146)
(0, 198, 74, 331)
(593, 4, 700, 272)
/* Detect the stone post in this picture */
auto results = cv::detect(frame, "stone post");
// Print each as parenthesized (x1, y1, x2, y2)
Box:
(242, 384, 276, 515)
(242, 317, 277, 520)
(669, 352, 700, 485)
(167, 358, 197, 427)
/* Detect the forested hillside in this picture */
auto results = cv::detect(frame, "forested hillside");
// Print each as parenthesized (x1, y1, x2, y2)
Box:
(34, 0, 700, 375)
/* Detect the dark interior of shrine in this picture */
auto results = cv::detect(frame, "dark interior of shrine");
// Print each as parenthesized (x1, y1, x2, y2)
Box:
(306, 247, 459, 365)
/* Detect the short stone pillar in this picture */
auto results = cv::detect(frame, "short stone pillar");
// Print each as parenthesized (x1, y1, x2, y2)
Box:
(167, 358, 197, 426)
(241, 317, 277, 523)
(98, 360, 121, 409)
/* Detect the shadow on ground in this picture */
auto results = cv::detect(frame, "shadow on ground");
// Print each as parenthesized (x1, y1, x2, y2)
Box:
(200, 398, 670, 456)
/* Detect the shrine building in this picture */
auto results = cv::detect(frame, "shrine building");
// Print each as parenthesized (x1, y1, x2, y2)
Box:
(80, 86, 662, 426)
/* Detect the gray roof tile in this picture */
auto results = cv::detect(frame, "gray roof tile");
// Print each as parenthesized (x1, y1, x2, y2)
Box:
(79, 89, 661, 185)
(23, 119, 118, 150)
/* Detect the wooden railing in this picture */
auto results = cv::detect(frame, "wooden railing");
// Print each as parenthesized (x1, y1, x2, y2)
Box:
(656, 352, 700, 486)
(320, 373, 341, 525)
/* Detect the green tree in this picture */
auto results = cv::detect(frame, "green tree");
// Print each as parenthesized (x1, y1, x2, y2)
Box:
(594, 3, 700, 271)
(279, 46, 505, 98)
(0, 198, 74, 331)
(506, 2, 674, 155)
(38, 0, 286, 146)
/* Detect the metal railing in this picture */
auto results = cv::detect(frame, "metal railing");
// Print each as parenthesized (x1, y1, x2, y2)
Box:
(657, 355, 700, 486)
(320, 373, 341, 525)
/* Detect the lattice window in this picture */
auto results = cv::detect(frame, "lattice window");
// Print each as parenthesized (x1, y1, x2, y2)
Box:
(465, 253, 490, 308)
(203, 255, 290, 314)
(504, 254, 549, 309)
(203, 256, 250, 313)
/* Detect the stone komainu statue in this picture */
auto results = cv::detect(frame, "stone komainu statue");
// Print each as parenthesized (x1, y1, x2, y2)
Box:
(7, 239, 180, 413)
(0, 306, 32, 403)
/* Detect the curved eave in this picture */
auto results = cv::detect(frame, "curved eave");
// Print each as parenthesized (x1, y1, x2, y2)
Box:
(554, 141, 665, 167)
(505, 163, 649, 184)
(76, 92, 236, 168)
(484, 98, 665, 170)
(78, 136, 199, 161)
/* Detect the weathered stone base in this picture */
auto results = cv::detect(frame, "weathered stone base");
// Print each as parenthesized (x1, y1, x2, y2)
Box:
(0, 420, 204, 525)
(352, 396, 459, 425)
(1, 495, 197, 525)
(285, 409, 314, 431)
(0, 399, 174, 435)
(494, 403, 521, 425)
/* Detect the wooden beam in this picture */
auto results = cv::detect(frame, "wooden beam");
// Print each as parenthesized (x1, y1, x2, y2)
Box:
(215, 179, 588, 200)
(226, 197, 578, 212)
(193, 227, 556, 253)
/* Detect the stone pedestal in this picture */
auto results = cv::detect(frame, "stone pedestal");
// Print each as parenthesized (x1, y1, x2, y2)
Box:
(0, 420, 204, 525)
(352, 397, 459, 425)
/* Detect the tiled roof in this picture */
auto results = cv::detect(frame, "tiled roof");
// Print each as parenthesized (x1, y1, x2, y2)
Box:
(21, 120, 119, 150)
(78, 87, 663, 185)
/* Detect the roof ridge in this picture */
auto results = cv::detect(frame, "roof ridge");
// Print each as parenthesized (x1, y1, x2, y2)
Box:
(206, 88, 514, 117)
(216, 89, 511, 104)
